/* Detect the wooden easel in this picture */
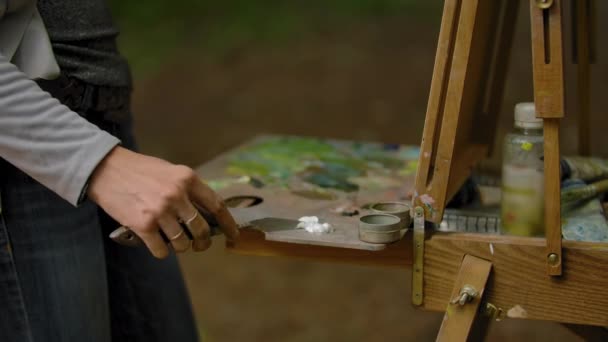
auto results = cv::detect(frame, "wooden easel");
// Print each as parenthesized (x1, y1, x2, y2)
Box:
(414, 0, 606, 340)
(193, 0, 608, 339)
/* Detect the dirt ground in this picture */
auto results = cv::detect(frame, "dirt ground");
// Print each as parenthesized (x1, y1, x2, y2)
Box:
(129, 8, 607, 341)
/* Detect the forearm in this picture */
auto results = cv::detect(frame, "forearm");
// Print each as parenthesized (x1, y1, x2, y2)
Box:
(0, 53, 120, 205)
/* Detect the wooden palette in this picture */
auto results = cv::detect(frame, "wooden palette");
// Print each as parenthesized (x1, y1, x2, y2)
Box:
(196, 135, 417, 251)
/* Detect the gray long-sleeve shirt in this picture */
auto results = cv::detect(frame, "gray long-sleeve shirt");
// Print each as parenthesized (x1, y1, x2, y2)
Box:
(0, 0, 121, 205)
(0, 53, 119, 205)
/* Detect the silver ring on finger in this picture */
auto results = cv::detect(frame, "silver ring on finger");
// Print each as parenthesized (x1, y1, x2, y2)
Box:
(183, 211, 199, 225)
(169, 230, 185, 241)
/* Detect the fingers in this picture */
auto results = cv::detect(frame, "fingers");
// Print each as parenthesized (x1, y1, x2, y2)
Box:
(193, 234, 212, 251)
(131, 165, 236, 256)
(176, 202, 212, 252)
(158, 215, 191, 252)
(138, 230, 169, 259)
(189, 180, 239, 243)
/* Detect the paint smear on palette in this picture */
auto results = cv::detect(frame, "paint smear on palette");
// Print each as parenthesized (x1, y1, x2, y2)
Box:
(348, 175, 402, 190)
(288, 179, 338, 200)
(418, 193, 437, 218)
(227, 136, 419, 197)
(399, 160, 418, 176)
(206, 176, 251, 191)
(205, 176, 264, 191)
(419, 194, 435, 205)
(400, 146, 420, 160)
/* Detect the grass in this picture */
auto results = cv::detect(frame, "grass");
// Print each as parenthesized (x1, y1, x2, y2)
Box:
(108, 0, 442, 76)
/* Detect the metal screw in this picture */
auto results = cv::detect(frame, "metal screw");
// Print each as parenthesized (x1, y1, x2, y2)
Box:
(536, 0, 554, 9)
(414, 207, 424, 218)
(451, 285, 478, 306)
(548, 253, 560, 266)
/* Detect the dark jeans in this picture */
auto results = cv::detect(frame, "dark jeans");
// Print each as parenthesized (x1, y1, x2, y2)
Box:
(0, 112, 198, 341)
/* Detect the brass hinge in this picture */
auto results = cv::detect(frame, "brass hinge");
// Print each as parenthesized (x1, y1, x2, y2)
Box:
(412, 206, 425, 305)
(482, 302, 506, 321)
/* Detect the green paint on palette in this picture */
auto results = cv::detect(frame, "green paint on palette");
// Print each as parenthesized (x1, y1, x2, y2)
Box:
(290, 188, 338, 200)
(348, 175, 402, 190)
(227, 136, 415, 193)
(206, 176, 250, 191)
(399, 160, 418, 176)
(300, 161, 363, 191)
(205, 176, 265, 191)
(303, 173, 359, 192)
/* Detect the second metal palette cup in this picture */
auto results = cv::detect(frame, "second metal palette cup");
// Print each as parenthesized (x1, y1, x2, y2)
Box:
(370, 201, 412, 229)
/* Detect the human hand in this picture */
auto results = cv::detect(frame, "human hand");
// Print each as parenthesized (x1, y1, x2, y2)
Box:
(87, 146, 239, 258)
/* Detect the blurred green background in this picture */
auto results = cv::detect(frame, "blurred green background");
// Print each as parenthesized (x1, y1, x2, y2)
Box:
(106, 1, 606, 341)
(109, 1, 442, 75)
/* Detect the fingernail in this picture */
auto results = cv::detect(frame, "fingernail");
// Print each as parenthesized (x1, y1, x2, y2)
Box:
(193, 239, 211, 251)
(153, 249, 170, 259)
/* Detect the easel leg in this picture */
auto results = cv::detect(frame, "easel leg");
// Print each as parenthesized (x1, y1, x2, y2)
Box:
(415, 0, 507, 222)
(436, 254, 493, 342)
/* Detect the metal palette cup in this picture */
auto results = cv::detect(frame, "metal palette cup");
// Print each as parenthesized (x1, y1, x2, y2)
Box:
(370, 201, 412, 229)
(358, 214, 403, 244)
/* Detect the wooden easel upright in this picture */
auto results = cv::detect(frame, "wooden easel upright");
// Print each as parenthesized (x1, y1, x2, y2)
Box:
(199, 0, 608, 339)
(414, 0, 605, 340)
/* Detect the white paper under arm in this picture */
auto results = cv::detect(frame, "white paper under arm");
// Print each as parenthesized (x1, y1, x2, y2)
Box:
(0, 53, 120, 205)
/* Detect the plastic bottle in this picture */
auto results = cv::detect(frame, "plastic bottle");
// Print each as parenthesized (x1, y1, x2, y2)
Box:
(501, 102, 545, 236)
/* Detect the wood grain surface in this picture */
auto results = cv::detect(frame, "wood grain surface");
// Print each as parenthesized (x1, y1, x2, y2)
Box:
(543, 119, 563, 275)
(228, 224, 608, 326)
(423, 233, 608, 326)
(530, 0, 566, 118)
(199, 136, 608, 326)
(414, 0, 501, 223)
(436, 255, 493, 342)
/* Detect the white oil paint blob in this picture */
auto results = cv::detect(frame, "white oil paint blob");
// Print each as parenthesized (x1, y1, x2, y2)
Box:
(297, 216, 333, 234)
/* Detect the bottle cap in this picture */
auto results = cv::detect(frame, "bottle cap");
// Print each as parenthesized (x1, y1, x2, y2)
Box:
(514, 102, 543, 129)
